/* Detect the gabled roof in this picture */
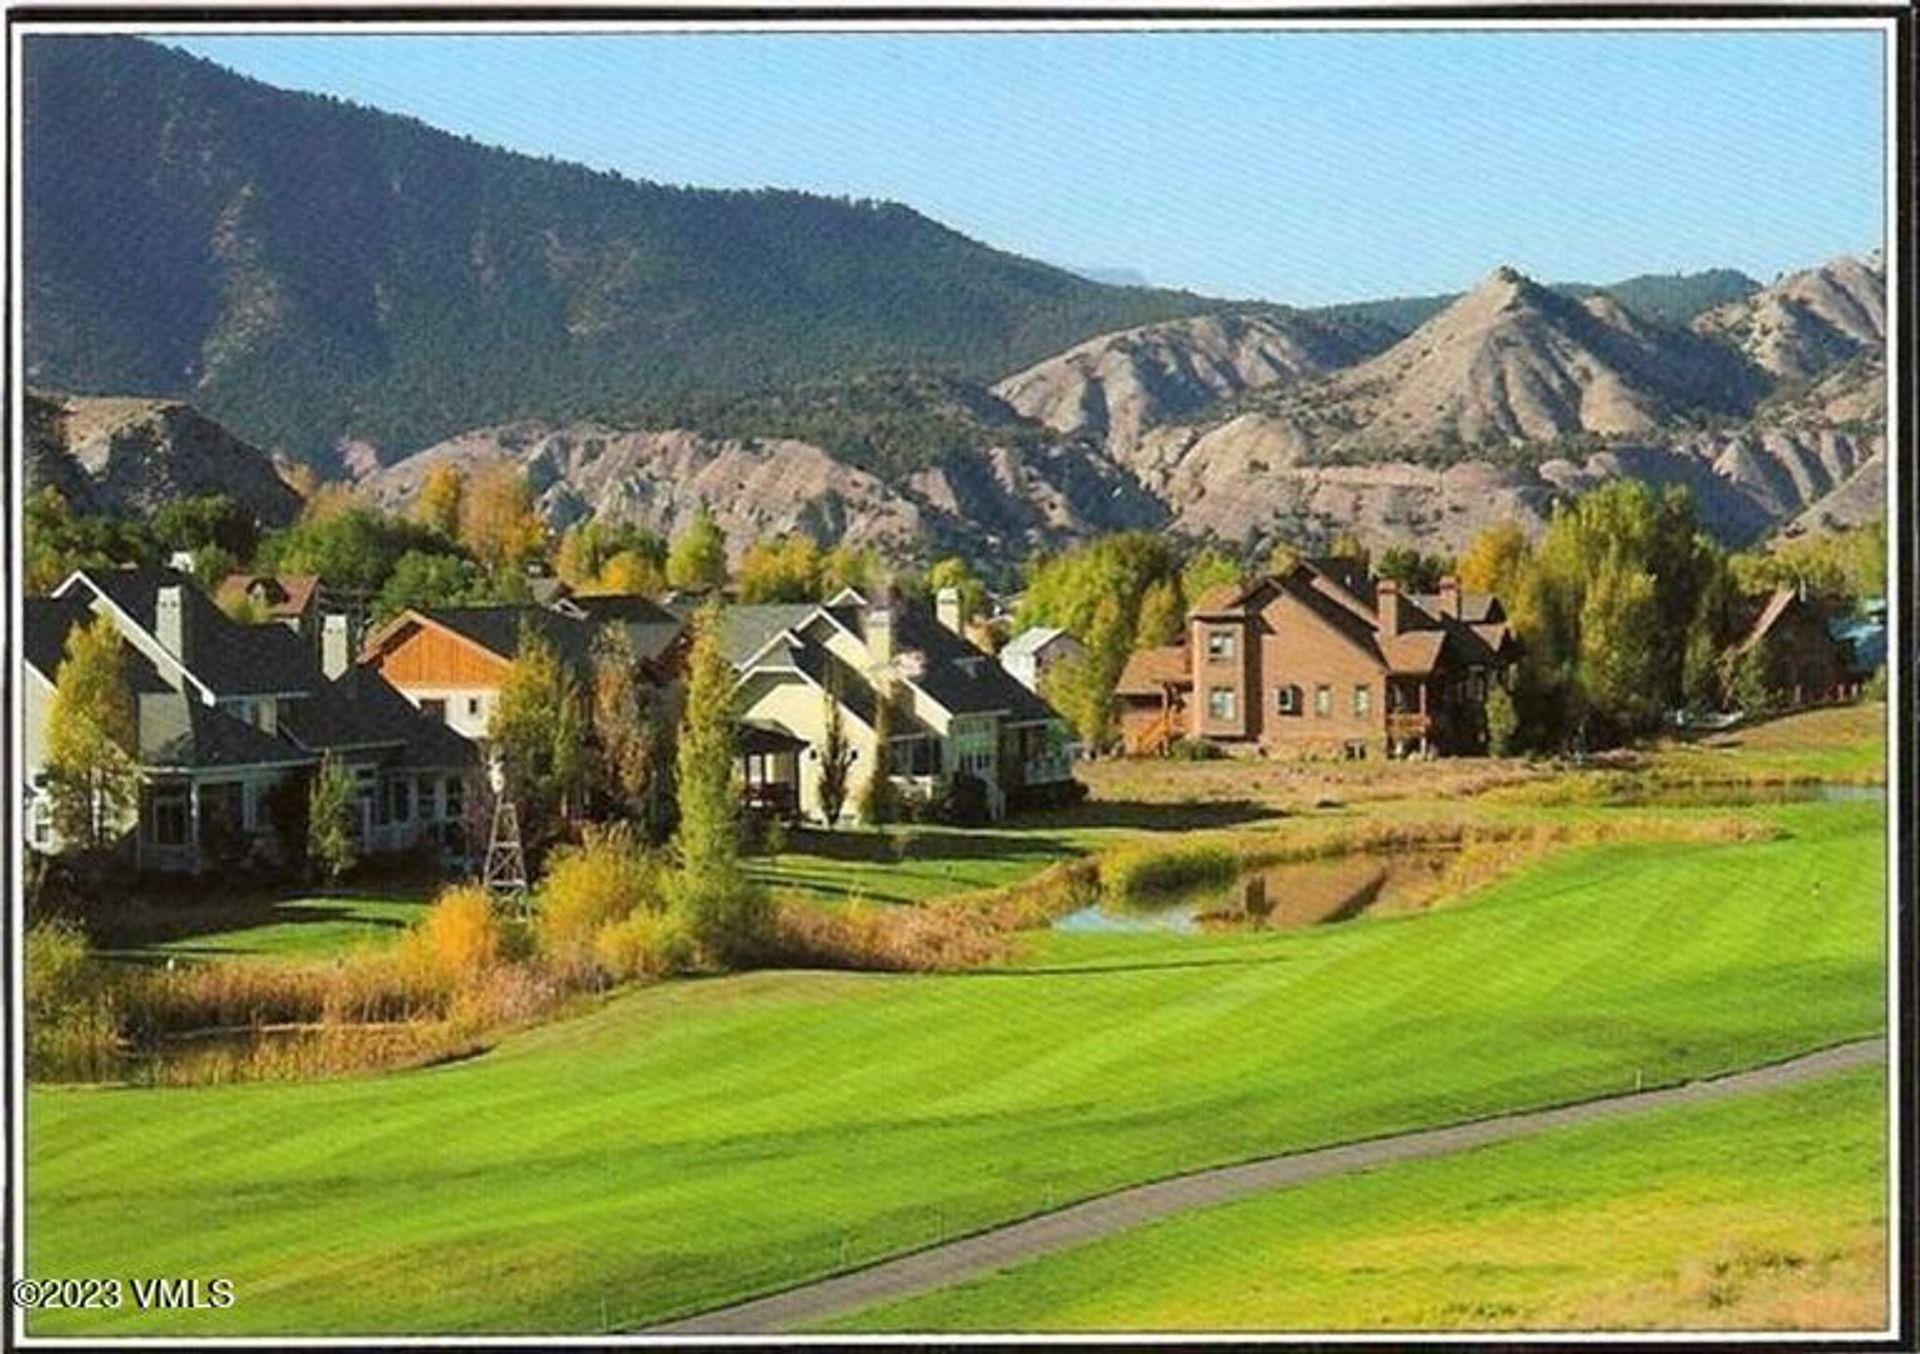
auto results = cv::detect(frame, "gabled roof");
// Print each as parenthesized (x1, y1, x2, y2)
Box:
(1001, 626, 1074, 660)
(138, 693, 316, 772)
(717, 603, 828, 667)
(891, 605, 1059, 723)
(280, 669, 479, 768)
(23, 596, 172, 693)
(1115, 644, 1191, 697)
(216, 572, 321, 619)
(1381, 629, 1448, 676)
(410, 605, 601, 675)
(1733, 587, 1801, 656)
(58, 567, 319, 698)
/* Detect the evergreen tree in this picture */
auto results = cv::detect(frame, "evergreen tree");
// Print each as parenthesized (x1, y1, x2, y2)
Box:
(306, 754, 359, 884)
(671, 606, 769, 963)
(43, 615, 138, 853)
(815, 677, 854, 828)
(856, 683, 901, 826)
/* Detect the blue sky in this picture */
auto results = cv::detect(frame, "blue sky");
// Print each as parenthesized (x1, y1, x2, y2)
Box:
(164, 27, 1887, 305)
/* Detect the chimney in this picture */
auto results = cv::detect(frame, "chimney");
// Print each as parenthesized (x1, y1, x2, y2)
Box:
(935, 586, 965, 636)
(1438, 576, 1461, 619)
(322, 613, 353, 680)
(156, 584, 192, 664)
(167, 549, 197, 574)
(1376, 579, 1403, 639)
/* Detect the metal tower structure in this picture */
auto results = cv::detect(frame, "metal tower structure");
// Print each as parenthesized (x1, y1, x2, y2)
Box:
(481, 758, 530, 915)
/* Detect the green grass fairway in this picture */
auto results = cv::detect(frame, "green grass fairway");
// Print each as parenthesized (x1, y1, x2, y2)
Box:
(94, 892, 432, 966)
(26, 801, 1885, 1335)
(819, 1065, 1888, 1333)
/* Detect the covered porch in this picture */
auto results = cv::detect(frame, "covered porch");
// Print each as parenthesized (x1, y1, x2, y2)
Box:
(739, 721, 807, 824)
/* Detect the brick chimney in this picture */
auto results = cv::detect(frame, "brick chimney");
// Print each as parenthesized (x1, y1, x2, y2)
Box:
(155, 584, 192, 665)
(935, 586, 965, 636)
(322, 613, 354, 680)
(1438, 576, 1461, 619)
(1376, 579, 1403, 639)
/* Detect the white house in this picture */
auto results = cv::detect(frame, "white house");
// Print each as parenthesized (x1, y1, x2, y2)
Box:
(999, 626, 1085, 693)
(719, 589, 1077, 826)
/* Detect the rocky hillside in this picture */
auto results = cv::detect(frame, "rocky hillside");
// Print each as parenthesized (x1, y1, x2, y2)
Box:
(24, 389, 301, 524)
(1692, 253, 1885, 381)
(1074, 259, 1880, 553)
(359, 421, 1167, 564)
(991, 311, 1389, 457)
(22, 36, 1211, 469)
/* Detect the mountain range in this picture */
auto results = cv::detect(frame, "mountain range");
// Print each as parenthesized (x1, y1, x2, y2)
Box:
(22, 35, 1888, 567)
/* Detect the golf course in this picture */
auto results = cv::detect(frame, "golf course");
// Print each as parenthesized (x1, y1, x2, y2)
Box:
(23, 708, 1892, 1335)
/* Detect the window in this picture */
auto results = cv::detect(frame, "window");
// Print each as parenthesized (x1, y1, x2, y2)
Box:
(1353, 684, 1372, 717)
(147, 784, 189, 847)
(466, 696, 482, 717)
(417, 775, 439, 821)
(443, 776, 466, 822)
(1275, 685, 1299, 715)
(1314, 685, 1332, 718)
(420, 698, 447, 721)
(387, 778, 412, 824)
(1207, 687, 1237, 721)
(1206, 630, 1237, 662)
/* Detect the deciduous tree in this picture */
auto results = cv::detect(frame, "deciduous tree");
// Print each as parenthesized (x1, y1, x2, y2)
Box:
(666, 510, 729, 592)
(44, 615, 138, 852)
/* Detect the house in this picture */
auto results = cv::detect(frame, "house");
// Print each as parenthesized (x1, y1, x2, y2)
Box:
(1829, 595, 1887, 685)
(1730, 585, 1850, 708)
(24, 568, 476, 872)
(360, 595, 686, 741)
(215, 572, 329, 639)
(1116, 559, 1517, 758)
(1000, 626, 1085, 694)
(719, 588, 1076, 824)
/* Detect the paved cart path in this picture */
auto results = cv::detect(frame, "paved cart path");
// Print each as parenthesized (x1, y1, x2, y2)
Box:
(644, 1036, 1886, 1335)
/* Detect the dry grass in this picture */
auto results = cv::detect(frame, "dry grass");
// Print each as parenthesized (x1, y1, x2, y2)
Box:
(767, 898, 1012, 972)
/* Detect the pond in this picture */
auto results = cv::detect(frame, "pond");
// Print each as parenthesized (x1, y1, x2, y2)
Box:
(1055, 848, 1459, 934)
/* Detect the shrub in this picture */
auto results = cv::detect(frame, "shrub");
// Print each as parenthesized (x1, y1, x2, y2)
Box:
(1102, 841, 1239, 903)
(765, 898, 1008, 972)
(536, 824, 661, 957)
(669, 866, 773, 969)
(1863, 667, 1887, 702)
(1166, 738, 1226, 762)
(593, 909, 697, 981)
(25, 918, 122, 1081)
(407, 884, 502, 984)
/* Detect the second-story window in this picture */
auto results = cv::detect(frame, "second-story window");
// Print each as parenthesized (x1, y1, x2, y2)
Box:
(1206, 630, 1236, 662)
(1276, 685, 1299, 715)
(1353, 684, 1372, 716)
(1314, 684, 1332, 718)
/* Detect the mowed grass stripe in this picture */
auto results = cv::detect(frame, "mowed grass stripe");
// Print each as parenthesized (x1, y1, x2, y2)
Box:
(817, 1063, 1889, 1333)
(26, 802, 1885, 1335)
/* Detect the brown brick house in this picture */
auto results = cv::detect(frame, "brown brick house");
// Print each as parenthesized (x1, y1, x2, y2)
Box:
(1116, 559, 1517, 758)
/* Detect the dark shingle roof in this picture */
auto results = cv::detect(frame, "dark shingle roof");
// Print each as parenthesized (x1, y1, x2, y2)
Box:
(417, 606, 599, 675)
(715, 604, 824, 667)
(68, 567, 318, 697)
(24, 596, 171, 692)
(138, 694, 316, 771)
(893, 606, 1059, 723)
(280, 669, 479, 768)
